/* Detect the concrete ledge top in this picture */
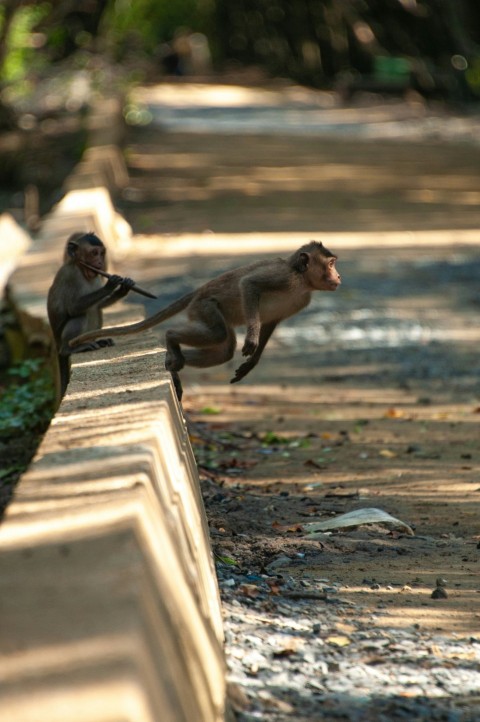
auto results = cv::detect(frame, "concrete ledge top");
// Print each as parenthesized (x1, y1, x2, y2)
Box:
(0, 118, 228, 721)
(0, 325, 226, 722)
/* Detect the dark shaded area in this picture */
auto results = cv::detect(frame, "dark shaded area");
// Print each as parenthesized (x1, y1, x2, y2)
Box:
(1, 0, 480, 134)
(215, 0, 480, 100)
(0, 431, 43, 517)
(0, 352, 54, 519)
(0, 121, 87, 224)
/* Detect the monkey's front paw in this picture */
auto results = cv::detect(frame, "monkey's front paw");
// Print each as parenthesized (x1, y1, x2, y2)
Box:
(105, 274, 123, 291)
(241, 339, 258, 357)
(230, 360, 254, 384)
(119, 277, 136, 296)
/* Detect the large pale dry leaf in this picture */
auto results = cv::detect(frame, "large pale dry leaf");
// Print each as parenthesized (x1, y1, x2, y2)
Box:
(326, 635, 351, 647)
(303, 507, 414, 536)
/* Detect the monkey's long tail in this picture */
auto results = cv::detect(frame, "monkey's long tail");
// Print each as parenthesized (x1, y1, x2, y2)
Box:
(69, 292, 196, 348)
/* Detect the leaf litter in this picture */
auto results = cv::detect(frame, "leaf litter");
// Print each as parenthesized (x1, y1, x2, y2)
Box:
(186, 394, 480, 722)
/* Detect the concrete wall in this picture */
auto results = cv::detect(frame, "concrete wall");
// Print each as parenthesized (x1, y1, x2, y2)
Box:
(0, 109, 228, 722)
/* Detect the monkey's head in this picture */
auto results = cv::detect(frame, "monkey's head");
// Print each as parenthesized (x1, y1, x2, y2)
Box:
(291, 240, 341, 291)
(66, 232, 107, 278)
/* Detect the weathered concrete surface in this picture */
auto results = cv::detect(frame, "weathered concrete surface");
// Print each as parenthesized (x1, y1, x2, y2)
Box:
(0, 328, 226, 722)
(1, 125, 227, 719)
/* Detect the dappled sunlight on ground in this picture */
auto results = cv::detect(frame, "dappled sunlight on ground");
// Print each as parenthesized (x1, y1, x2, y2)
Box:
(110, 83, 480, 715)
(120, 126, 480, 233)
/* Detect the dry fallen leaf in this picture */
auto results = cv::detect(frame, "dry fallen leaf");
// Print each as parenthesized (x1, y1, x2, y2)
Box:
(384, 407, 404, 419)
(238, 583, 260, 598)
(273, 638, 303, 657)
(326, 635, 351, 647)
(266, 581, 282, 595)
(379, 449, 397, 458)
(303, 507, 414, 536)
(272, 520, 303, 533)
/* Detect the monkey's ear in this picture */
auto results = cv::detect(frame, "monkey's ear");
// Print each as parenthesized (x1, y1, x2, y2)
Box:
(66, 239, 79, 259)
(297, 252, 310, 273)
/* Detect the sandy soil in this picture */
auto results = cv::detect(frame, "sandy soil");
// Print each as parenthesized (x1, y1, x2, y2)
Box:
(115, 108, 480, 632)
(114, 92, 480, 716)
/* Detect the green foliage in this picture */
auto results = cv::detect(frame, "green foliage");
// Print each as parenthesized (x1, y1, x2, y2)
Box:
(0, 358, 55, 437)
(0, 0, 214, 103)
(200, 405, 222, 415)
(261, 431, 289, 446)
(102, 0, 206, 57)
(0, 3, 51, 84)
(0, 465, 24, 481)
(215, 553, 238, 566)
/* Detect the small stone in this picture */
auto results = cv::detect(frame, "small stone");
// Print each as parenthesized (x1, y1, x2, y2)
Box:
(265, 555, 292, 572)
(431, 586, 448, 599)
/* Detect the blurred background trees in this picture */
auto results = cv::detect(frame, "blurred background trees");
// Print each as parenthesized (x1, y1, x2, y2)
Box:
(215, 1, 480, 91)
(1, 0, 480, 123)
(1, 0, 478, 215)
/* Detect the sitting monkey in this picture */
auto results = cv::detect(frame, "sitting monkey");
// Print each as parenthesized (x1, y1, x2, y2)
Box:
(47, 232, 134, 396)
(70, 240, 341, 400)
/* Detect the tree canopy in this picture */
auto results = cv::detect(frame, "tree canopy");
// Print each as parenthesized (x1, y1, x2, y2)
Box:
(0, 0, 479, 123)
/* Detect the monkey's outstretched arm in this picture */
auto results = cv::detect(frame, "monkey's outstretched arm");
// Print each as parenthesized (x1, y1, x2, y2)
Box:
(77, 260, 156, 299)
(240, 264, 289, 356)
(230, 321, 277, 384)
(66, 277, 122, 317)
(69, 291, 195, 348)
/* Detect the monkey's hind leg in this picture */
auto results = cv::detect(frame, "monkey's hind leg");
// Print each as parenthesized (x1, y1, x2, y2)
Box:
(181, 330, 236, 368)
(169, 369, 184, 401)
(70, 339, 115, 353)
(165, 329, 186, 373)
(164, 329, 186, 401)
(97, 338, 115, 348)
(164, 303, 236, 401)
(61, 336, 115, 357)
(164, 299, 236, 400)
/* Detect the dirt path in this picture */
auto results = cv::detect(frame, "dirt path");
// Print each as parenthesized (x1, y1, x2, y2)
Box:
(116, 85, 480, 720)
